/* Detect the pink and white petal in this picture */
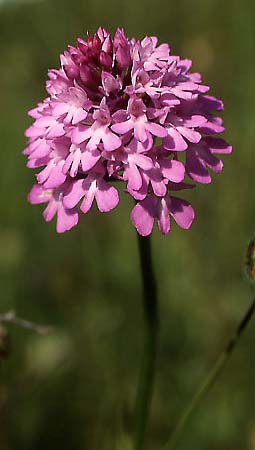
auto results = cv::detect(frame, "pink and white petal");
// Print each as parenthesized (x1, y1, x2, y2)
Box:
(124, 163, 142, 191)
(32, 140, 52, 158)
(111, 119, 134, 135)
(25, 125, 43, 138)
(200, 95, 224, 111)
(63, 179, 86, 208)
(157, 199, 170, 234)
(160, 93, 180, 108)
(112, 109, 128, 124)
(147, 166, 167, 196)
(43, 163, 67, 189)
(86, 127, 104, 151)
(27, 156, 49, 169)
(101, 71, 120, 94)
(171, 87, 194, 100)
(129, 153, 153, 170)
(81, 149, 101, 171)
(80, 180, 97, 214)
(195, 84, 210, 93)
(102, 129, 122, 151)
(23, 143, 34, 156)
(28, 184, 52, 204)
(35, 116, 56, 127)
(72, 124, 91, 144)
(199, 149, 223, 173)
(56, 204, 78, 233)
(178, 126, 201, 143)
(145, 122, 168, 138)
(168, 196, 195, 229)
(36, 163, 54, 185)
(134, 122, 148, 143)
(47, 123, 65, 139)
(151, 178, 167, 197)
(131, 197, 156, 236)
(160, 159, 185, 182)
(69, 149, 82, 177)
(43, 199, 58, 222)
(39, 115, 61, 127)
(163, 128, 188, 151)
(204, 137, 232, 154)
(178, 58, 192, 71)
(200, 118, 224, 134)
(63, 153, 74, 174)
(127, 135, 153, 153)
(23, 138, 51, 158)
(186, 152, 211, 184)
(183, 115, 207, 128)
(52, 103, 69, 117)
(176, 81, 199, 91)
(95, 179, 119, 212)
(72, 108, 88, 125)
(28, 103, 48, 119)
(127, 174, 149, 201)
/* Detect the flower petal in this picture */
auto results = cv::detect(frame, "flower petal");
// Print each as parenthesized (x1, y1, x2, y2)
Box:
(163, 128, 188, 151)
(102, 129, 122, 151)
(81, 149, 101, 171)
(167, 196, 195, 229)
(124, 163, 142, 190)
(72, 124, 91, 145)
(56, 203, 78, 233)
(160, 159, 185, 183)
(95, 179, 119, 212)
(131, 197, 157, 236)
(145, 122, 167, 138)
(157, 198, 170, 234)
(63, 179, 85, 208)
(28, 184, 52, 204)
(111, 119, 133, 135)
(186, 150, 212, 184)
(178, 126, 201, 143)
(204, 137, 232, 154)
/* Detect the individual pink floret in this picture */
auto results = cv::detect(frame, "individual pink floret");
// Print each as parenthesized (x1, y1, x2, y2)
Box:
(28, 182, 78, 233)
(131, 194, 195, 236)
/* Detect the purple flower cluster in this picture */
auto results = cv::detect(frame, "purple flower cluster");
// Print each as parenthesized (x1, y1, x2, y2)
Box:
(24, 27, 232, 235)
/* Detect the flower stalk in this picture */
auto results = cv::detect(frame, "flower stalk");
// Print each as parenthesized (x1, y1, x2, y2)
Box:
(163, 296, 255, 450)
(0, 310, 51, 335)
(133, 234, 159, 450)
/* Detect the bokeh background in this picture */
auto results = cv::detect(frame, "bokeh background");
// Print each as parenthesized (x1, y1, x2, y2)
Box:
(0, 0, 255, 449)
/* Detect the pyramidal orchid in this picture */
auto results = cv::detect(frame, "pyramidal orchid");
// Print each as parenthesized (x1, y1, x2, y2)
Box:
(24, 27, 232, 236)
(23, 27, 234, 450)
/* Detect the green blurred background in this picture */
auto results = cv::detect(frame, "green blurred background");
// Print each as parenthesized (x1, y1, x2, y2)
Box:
(0, 0, 255, 449)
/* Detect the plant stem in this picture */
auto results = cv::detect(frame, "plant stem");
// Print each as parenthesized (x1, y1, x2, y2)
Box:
(133, 234, 159, 450)
(0, 310, 51, 335)
(163, 297, 255, 450)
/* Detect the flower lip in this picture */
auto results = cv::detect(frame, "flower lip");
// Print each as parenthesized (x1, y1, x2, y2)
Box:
(128, 97, 146, 117)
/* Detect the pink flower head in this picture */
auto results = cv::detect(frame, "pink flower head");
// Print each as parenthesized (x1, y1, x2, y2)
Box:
(24, 28, 232, 235)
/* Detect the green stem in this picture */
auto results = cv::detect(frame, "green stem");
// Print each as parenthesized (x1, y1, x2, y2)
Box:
(133, 234, 159, 450)
(163, 297, 255, 450)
